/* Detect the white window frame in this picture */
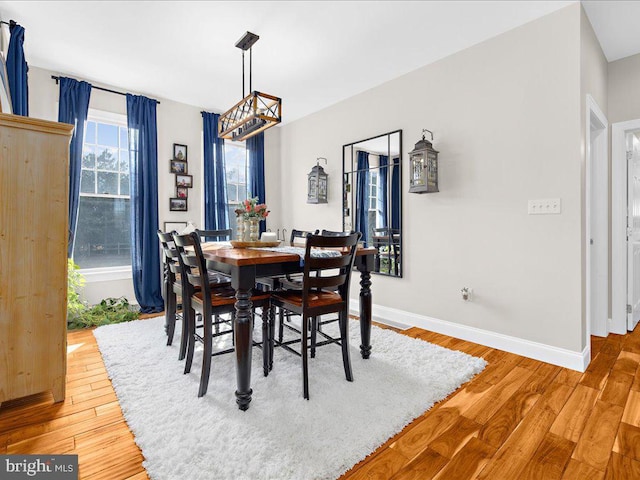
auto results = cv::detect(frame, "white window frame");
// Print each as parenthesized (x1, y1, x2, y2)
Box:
(78, 109, 132, 281)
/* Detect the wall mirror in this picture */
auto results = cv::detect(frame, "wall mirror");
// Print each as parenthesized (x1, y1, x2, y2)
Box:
(343, 130, 402, 277)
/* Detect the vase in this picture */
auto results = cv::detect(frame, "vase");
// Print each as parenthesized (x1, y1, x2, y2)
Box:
(248, 217, 260, 242)
(236, 217, 246, 241)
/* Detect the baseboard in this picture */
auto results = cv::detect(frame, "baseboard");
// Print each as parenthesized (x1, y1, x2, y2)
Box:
(351, 301, 589, 372)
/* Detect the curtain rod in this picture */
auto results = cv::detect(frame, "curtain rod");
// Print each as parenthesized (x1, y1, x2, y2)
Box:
(0, 20, 16, 27)
(51, 75, 160, 104)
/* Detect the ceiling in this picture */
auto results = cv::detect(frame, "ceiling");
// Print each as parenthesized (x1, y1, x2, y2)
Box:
(0, 1, 633, 123)
(582, 1, 640, 62)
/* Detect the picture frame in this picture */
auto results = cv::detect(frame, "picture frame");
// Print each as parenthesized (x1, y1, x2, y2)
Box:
(173, 143, 187, 161)
(170, 159, 187, 174)
(175, 174, 193, 188)
(176, 186, 188, 198)
(163, 221, 187, 233)
(169, 197, 188, 212)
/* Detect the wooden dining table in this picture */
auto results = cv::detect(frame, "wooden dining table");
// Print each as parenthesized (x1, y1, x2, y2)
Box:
(200, 243, 376, 410)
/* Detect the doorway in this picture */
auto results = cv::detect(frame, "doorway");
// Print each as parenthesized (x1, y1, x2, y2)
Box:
(613, 119, 640, 333)
(586, 96, 609, 341)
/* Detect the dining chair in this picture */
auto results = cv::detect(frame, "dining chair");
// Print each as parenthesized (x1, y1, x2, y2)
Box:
(157, 230, 184, 349)
(158, 230, 232, 360)
(271, 231, 361, 399)
(172, 232, 271, 397)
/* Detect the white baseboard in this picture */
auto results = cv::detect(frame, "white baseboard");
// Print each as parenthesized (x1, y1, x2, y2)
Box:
(351, 301, 590, 372)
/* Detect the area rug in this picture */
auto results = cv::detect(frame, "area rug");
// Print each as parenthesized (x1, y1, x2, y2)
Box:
(93, 316, 486, 480)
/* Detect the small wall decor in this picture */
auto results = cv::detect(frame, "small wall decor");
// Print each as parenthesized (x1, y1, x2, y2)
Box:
(169, 197, 188, 211)
(176, 174, 193, 188)
(307, 157, 328, 204)
(176, 186, 188, 198)
(408, 129, 439, 193)
(164, 221, 187, 232)
(170, 159, 187, 174)
(173, 143, 187, 161)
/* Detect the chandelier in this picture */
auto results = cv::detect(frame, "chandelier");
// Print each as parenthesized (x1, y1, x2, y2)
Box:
(218, 31, 282, 142)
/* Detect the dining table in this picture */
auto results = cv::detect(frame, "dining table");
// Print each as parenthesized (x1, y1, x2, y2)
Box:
(200, 242, 376, 410)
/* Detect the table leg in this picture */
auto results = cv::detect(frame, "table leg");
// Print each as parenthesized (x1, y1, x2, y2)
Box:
(233, 266, 255, 411)
(359, 270, 372, 359)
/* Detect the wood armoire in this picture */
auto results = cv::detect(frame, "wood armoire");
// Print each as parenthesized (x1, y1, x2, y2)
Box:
(0, 113, 73, 404)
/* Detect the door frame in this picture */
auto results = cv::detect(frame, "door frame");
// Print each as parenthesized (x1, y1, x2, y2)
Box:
(585, 95, 608, 340)
(612, 118, 640, 333)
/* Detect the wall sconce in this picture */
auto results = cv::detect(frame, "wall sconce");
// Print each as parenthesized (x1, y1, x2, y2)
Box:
(307, 157, 328, 204)
(409, 129, 439, 193)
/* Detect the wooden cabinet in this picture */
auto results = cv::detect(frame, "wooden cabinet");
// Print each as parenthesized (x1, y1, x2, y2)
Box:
(0, 113, 73, 404)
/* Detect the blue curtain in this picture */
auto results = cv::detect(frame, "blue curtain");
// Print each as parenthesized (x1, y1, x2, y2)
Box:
(202, 112, 229, 230)
(247, 132, 266, 234)
(356, 151, 370, 246)
(391, 157, 400, 230)
(378, 155, 389, 229)
(6, 22, 28, 116)
(58, 77, 92, 257)
(126, 94, 163, 313)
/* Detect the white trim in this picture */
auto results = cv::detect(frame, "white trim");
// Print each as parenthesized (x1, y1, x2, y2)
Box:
(585, 95, 608, 340)
(612, 119, 640, 334)
(351, 301, 589, 372)
(80, 266, 132, 283)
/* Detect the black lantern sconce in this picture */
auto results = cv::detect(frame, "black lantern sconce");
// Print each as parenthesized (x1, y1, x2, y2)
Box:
(408, 129, 439, 193)
(307, 157, 328, 204)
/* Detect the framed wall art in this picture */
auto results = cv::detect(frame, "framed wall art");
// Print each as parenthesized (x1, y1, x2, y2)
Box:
(173, 143, 187, 161)
(169, 197, 188, 212)
(175, 174, 193, 188)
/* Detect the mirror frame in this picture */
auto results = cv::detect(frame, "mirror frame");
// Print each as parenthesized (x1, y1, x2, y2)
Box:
(342, 129, 403, 278)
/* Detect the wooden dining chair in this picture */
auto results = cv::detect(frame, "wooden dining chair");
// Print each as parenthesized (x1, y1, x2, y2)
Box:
(271, 231, 361, 399)
(157, 230, 183, 349)
(173, 232, 271, 397)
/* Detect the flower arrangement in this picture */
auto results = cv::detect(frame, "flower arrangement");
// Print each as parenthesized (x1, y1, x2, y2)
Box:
(235, 196, 270, 220)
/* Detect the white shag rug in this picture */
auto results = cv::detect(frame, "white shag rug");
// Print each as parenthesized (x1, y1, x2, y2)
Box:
(93, 316, 486, 480)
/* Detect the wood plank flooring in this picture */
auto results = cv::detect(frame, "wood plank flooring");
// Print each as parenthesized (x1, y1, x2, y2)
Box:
(1, 317, 639, 479)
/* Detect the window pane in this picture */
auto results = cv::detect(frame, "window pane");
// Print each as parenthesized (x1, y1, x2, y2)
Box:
(97, 172, 119, 195)
(84, 121, 96, 143)
(120, 173, 130, 196)
(119, 126, 128, 149)
(73, 197, 131, 269)
(119, 150, 129, 172)
(96, 147, 119, 170)
(97, 122, 118, 147)
(82, 146, 95, 168)
(228, 183, 237, 202)
(80, 170, 96, 194)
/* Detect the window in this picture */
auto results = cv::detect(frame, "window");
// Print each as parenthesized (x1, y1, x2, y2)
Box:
(73, 113, 131, 269)
(369, 171, 378, 211)
(225, 141, 248, 233)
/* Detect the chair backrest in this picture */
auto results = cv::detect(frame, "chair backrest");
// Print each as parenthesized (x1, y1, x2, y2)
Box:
(196, 228, 232, 243)
(172, 232, 211, 299)
(320, 229, 352, 237)
(290, 229, 319, 246)
(301, 232, 361, 305)
(157, 230, 181, 278)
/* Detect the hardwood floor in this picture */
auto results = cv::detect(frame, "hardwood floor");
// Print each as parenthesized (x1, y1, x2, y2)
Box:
(1, 318, 639, 479)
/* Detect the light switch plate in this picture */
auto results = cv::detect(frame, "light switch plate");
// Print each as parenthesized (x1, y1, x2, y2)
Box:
(528, 198, 561, 215)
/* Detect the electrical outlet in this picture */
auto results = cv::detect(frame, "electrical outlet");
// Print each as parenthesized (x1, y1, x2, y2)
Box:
(528, 198, 561, 215)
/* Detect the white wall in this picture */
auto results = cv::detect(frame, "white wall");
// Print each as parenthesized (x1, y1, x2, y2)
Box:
(29, 65, 205, 305)
(275, 5, 585, 354)
(608, 53, 640, 124)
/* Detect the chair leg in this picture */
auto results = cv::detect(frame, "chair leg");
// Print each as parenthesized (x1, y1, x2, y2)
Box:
(166, 291, 177, 346)
(339, 311, 353, 382)
(310, 316, 317, 359)
(302, 315, 310, 400)
(262, 306, 270, 377)
(198, 312, 213, 397)
(184, 307, 196, 374)
(178, 302, 191, 361)
(269, 305, 275, 371)
(278, 307, 284, 343)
